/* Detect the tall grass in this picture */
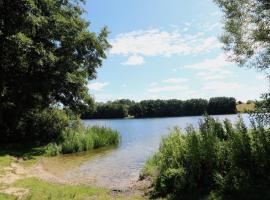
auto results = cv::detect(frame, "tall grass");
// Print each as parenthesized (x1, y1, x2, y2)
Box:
(45, 122, 120, 156)
(142, 116, 270, 199)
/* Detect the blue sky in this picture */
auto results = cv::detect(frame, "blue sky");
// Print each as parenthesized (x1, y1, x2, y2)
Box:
(83, 0, 268, 102)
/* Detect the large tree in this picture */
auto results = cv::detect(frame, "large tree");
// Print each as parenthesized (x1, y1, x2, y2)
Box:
(215, 0, 270, 125)
(0, 0, 110, 141)
(214, 0, 270, 73)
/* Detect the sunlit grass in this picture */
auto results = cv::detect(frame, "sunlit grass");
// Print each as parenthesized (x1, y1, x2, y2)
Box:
(236, 103, 255, 113)
(12, 178, 145, 200)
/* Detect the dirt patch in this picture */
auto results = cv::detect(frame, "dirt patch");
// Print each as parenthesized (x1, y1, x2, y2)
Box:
(0, 160, 30, 199)
(1, 187, 29, 199)
(0, 162, 28, 185)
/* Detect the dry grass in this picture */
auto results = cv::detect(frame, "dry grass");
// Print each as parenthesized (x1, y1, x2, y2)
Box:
(236, 103, 255, 113)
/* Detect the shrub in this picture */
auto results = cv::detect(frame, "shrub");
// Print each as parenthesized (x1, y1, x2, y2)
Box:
(45, 143, 62, 156)
(6, 108, 70, 146)
(143, 116, 270, 199)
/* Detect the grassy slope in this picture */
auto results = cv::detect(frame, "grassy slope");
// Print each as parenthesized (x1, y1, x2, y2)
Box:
(236, 103, 255, 112)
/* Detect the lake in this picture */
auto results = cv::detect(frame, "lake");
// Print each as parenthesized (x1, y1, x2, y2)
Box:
(41, 114, 250, 189)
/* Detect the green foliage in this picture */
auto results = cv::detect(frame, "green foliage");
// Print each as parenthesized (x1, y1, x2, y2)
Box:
(15, 108, 70, 145)
(45, 143, 62, 156)
(251, 93, 270, 126)
(82, 101, 129, 119)
(215, 0, 270, 125)
(45, 123, 120, 155)
(214, 0, 270, 71)
(82, 97, 237, 119)
(207, 97, 236, 115)
(144, 116, 270, 199)
(94, 103, 129, 119)
(0, 0, 110, 144)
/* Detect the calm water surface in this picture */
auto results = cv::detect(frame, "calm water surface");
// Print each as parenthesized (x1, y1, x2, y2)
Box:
(42, 114, 250, 189)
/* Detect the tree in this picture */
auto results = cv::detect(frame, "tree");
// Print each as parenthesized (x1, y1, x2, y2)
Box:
(207, 97, 236, 115)
(92, 103, 129, 119)
(0, 0, 110, 143)
(215, 0, 270, 124)
(214, 0, 270, 72)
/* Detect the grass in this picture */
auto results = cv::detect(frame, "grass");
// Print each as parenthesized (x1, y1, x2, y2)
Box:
(45, 125, 120, 156)
(236, 103, 255, 113)
(0, 193, 16, 200)
(13, 178, 111, 200)
(0, 155, 12, 168)
(9, 178, 145, 200)
(0, 147, 46, 169)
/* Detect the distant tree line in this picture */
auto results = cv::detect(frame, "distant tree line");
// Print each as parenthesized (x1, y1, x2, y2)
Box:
(81, 97, 237, 119)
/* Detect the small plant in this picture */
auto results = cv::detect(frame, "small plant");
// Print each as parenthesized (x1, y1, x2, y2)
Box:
(45, 143, 62, 156)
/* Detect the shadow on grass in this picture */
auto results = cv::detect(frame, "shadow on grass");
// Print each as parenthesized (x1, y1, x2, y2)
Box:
(0, 145, 45, 160)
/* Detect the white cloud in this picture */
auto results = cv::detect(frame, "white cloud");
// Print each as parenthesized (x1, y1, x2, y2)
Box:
(202, 22, 221, 31)
(148, 85, 189, 93)
(203, 81, 242, 91)
(110, 28, 220, 58)
(87, 82, 109, 91)
(122, 55, 145, 66)
(184, 54, 234, 80)
(162, 77, 188, 83)
(184, 54, 230, 71)
(196, 70, 232, 80)
(148, 77, 189, 93)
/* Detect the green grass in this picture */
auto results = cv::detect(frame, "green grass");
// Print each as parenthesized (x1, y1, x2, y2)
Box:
(0, 193, 16, 200)
(0, 147, 46, 169)
(0, 155, 12, 168)
(45, 125, 120, 155)
(236, 103, 255, 113)
(14, 178, 110, 200)
(11, 178, 145, 200)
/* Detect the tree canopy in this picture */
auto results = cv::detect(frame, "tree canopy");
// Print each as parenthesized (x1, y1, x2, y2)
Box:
(215, 0, 270, 73)
(81, 97, 237, 119)
(0, 0, 110, 143)
(215, 0, 270, 125)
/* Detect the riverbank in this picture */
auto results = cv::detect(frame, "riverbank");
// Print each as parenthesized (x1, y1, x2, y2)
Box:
(0, 155, 149, 200)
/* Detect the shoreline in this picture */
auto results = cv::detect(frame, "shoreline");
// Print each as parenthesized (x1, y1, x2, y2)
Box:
(0, 156, 149, 199)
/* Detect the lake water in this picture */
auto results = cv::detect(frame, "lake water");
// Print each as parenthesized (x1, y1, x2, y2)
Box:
(41, 114, 250, 189)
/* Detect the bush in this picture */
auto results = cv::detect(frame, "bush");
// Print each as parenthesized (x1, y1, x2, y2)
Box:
(45, 143, 62, 156)
(3, 108, 70, 146)
(143, 116, 270, 199)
